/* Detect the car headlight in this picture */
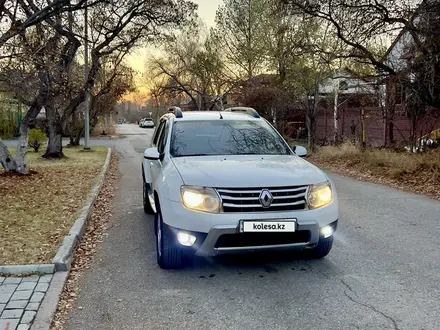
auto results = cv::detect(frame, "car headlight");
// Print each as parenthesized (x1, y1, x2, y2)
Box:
(307, 181, 333, 209)
(180, 185, 221, 213)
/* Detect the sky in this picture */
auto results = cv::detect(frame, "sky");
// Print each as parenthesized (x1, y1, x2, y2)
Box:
(126, 0, 223, 97)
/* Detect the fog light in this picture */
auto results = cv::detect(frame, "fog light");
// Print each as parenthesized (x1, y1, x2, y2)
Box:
(321, 225, 333, 238)
(177, 232, 196, 247)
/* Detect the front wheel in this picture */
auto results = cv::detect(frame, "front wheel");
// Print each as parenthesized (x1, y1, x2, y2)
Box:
(309, 235, 334, 258)
(155, 207, 184, 269)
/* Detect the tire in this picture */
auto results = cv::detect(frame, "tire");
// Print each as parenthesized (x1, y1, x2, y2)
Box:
(155, 206, 184, 269)
(310, 235, 334, 258)
(143, 180, 154, 214)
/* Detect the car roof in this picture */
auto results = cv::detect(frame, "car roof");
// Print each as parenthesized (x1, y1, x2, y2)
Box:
(162, 111, 262, 122)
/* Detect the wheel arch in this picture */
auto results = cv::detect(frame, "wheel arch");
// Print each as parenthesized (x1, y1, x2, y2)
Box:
(154, 191, 161, 210)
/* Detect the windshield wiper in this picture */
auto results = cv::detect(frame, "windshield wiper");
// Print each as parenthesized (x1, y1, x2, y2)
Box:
(178, 153, 211, 157)
(237, 152, 261, 155)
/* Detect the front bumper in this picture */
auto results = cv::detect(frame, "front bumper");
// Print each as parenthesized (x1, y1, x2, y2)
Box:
(159, 196, 339, 257)
(169, 220, 338, 257)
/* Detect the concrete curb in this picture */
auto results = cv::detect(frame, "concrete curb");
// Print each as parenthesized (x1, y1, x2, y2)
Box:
(0, 264, 55, 275)
(52, 147, 112, 271)
(30, 271, 69, 330)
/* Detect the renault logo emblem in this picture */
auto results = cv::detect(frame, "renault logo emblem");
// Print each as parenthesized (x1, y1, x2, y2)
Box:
(259, 189, 273, 208)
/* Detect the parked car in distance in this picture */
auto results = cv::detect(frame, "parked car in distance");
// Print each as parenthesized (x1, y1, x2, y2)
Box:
(140, 118, 155, 128)
(142, 107, 339, 269)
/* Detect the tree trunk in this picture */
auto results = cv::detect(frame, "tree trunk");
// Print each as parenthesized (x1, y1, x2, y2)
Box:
(409, 113, 418, 152)
(0, 138, 18, 172)
(43, 119, 64, 158)
(14, 122, 31, 174)
(388, 106, 395, 147)
(0, 103, 43, 173)
(74, 127, 83, 146)
(15, 104, 43, 172)
(43, 105, 64, 158)
(333, 79, 339, 144)
(306, 110, 317, 152)
(69, 111, 78, 145)
(197, 95, 202, 111)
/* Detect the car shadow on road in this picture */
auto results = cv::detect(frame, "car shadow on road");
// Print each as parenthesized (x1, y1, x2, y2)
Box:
(178, 250, 341, 280)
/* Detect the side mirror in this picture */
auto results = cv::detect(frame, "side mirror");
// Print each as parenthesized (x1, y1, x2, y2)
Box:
(144, 147, 160, 160)
(293, 145, 307, 157)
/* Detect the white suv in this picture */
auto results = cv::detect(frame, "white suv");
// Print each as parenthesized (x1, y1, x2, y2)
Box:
(142, 106, 338, 269)
(140, 118, 155, 128)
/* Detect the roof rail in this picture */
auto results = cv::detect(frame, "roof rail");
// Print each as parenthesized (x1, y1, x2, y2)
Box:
(168, 106, 183, 118)
(223, 107, 260, 118)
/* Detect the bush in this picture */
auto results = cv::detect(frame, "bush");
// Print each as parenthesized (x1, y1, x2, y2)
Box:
(28, 128, 47, 152)
(0, 110, 18, 139)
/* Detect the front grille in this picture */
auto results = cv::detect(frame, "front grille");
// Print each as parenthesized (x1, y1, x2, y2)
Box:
(214, 231, 311, 248)
(216, 186, 308, 212)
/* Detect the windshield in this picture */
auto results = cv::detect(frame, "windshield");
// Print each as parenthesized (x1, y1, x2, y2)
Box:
(170, 120, 292, 157)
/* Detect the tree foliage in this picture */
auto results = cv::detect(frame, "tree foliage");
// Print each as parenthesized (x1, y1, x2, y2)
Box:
(147, 21, 230, 110)
(213, 0, 269, 79)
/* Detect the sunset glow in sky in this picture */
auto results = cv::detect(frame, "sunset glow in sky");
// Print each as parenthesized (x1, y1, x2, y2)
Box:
(124, 0, 223, 103)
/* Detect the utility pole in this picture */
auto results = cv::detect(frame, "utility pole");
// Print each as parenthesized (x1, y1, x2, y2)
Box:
(83, 0, 91, 150)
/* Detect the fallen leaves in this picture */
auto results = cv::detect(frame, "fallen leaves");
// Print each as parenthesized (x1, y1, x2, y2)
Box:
(51, 154, 119, 330)
(0, 147, 109, 265)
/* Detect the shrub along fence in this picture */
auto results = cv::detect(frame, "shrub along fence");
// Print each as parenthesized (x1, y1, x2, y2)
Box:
(0, 100, 23, 139)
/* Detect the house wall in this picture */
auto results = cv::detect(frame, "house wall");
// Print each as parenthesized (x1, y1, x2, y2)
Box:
(385, 31, 414, 72)
(318, 70, 377, 95)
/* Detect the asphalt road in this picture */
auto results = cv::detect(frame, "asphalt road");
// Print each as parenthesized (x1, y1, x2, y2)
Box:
(64, 124, 440, 330)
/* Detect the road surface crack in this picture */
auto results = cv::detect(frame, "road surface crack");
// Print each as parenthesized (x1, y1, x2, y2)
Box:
(341, 279, 400, 330)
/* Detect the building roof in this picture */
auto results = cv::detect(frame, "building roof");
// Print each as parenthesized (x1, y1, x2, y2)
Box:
(381, 0, 429, 65)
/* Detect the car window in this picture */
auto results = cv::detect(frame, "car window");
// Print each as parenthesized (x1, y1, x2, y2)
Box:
(152, 120, 165, 146)
(170, 120, 292, 157)
(157, 121, 169, 154)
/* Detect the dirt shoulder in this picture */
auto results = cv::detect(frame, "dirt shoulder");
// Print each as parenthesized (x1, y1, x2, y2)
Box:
(308, 143, 440, 201)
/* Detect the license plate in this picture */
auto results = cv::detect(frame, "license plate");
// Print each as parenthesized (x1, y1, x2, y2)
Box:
(240, 220, 296, 233)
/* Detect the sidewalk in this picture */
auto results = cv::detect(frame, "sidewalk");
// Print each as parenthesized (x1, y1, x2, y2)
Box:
(0, 275, 52, 330)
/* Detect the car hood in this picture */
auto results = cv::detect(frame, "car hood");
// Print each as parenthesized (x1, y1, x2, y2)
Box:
(172, 155, 328, 187)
